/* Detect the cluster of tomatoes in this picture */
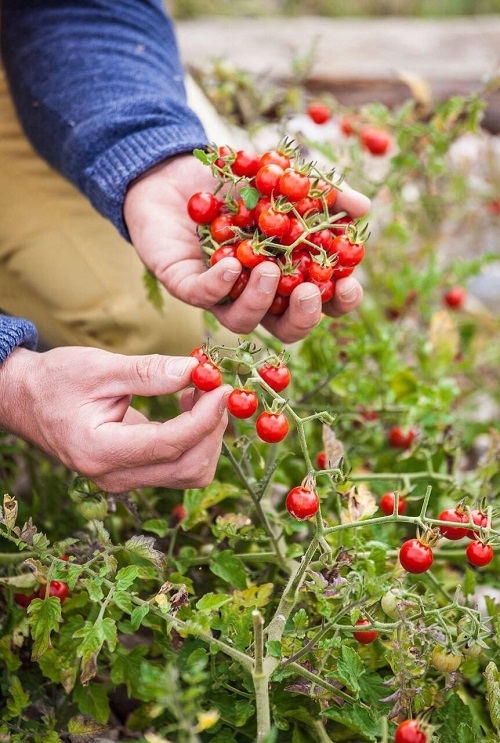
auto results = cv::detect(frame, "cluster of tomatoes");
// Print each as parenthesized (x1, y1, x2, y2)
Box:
(190, 345, 292, 441)
(306, 101, 393, 157)
(187, 141, 368, 315)
(397, 502, 494, 574)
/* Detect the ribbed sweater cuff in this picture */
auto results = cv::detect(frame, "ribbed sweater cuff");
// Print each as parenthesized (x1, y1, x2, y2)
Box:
(0, 315, 38, 363)
(85, 124, 209, 241)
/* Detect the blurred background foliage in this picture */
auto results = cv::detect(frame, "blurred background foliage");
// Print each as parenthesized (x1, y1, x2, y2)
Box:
(167, 0, 500, 19)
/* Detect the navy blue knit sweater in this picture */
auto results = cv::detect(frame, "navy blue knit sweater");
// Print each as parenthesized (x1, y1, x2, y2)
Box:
(0, 0, 208, 363)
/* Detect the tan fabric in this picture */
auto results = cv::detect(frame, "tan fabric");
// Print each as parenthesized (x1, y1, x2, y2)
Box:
(0, 69, 224, 356)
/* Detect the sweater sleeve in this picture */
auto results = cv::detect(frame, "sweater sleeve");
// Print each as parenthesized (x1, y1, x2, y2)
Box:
(0, 0, 209, 239)
(0, 315, 38, 363)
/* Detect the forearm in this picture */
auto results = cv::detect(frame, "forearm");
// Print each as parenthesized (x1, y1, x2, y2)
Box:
(1, 0, 208, 238)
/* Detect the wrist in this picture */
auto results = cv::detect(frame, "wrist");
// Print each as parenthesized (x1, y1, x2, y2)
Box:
(0, 347, 36, 438)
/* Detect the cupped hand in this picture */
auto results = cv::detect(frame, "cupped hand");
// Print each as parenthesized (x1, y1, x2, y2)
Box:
(0, 347, 231, 492)
(124, 153, 370, 344)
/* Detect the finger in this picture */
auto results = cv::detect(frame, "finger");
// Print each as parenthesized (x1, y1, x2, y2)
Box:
(213, 261, 283, 334)
(160, 256, 243, 308)
(92, 385, 231, 470)
(123, 407, 150, 424)
(335, 184, 371, 219)
(322, 276, 364, 317)
(96, 353, 199, 398)
(93, 425, 227, 492)
(261, 282, 323, 344)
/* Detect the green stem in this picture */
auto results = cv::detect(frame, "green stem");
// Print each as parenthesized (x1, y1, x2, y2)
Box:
(286, 662, 364, 707)
(252, 610, 271, 742)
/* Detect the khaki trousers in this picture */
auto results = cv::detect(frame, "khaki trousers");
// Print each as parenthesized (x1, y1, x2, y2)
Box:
(0, 70, 241, 356)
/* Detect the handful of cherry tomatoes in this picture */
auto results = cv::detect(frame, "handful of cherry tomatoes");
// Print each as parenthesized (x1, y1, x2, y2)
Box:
(187, 140, 368, 315)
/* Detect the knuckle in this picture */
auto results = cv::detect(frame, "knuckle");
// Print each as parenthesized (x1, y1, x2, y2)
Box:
(134, 354, 164, 384)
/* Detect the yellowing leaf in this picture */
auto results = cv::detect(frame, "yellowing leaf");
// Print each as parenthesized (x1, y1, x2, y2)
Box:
(341, 483, 377, 524)
(322, 426, 345, 469)
(232, 583, 274, 608)
(430, 310, 460, 362)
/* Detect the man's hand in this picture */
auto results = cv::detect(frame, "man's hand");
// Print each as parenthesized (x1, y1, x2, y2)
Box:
(124, 153, 371, 344)
(0, 347, 231, 493)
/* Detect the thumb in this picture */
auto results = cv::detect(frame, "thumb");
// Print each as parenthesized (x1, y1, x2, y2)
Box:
(99, 353, 199, 398)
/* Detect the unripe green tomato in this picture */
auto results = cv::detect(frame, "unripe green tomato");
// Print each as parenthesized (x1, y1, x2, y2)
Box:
(380, 590, 401, 618)
(431, 645, 462, 672)
(76, 497, 108, 521)
(463, 641, 483, 658)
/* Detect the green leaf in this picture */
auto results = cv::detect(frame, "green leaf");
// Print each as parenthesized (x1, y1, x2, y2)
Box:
(72, 682, 111, 725)
(196, 592, 233, 613)
(389, 369, 418, 401)
(115, 565, 139, 591)
(28, 596, 62, 660)
(183, 482, 240, 529)
(110, 645, 149, 698)
(123, 535, 165, 569)
(142, 518, 171, 537)
(130, 603, 150, 631)
(323, 705, 380, 741)
(334, 645, 365, 695)
(74, 618, 117, 684)
(193, 148, 210, 165)
(209, 550, 247, 590)
(240, 186, 260, 210)
(485, 661, 500, 732)
(433, 693, 481, 741)
(142, 269, 164, 312)
(0, 635, 22, 672)
(113, 591, 134, 614)
(6, 676, 30, 719)
(266, 640, 282, 659)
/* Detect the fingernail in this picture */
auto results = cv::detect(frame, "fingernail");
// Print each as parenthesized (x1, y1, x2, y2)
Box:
(259, 272, 278, 294)
(223, 268, 241, 282)
(299, 292, 321, 314)
(219, 388, 232, 414)
(167, 357, 195, 377)
(340, 284, 358, 302)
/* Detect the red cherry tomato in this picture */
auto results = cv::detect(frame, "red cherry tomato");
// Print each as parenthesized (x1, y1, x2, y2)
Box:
(443, 286, 466, 309)
(295, 196, 321, 218)
(307, 102, 332, 125)
(268, 294, 290, 316)
(331, 264, 355, 280)
(286, 485, 320, 521)
(379, 491, 406, 516)
(279, 169, 311, 202)
(466, 540, 494, 567)
(395, 719, 427, 743)
(190, 346, 209, 363)
(227, 389, 259, 419)
(353, 619, 378, 644)
(277, 267, 304, 296)
(170, 504, 187, 527)
(255, 164, 284, 196)
(255, 412, 289, 443)
(214, 144, 233, 170)
(309, 228, 334, 254)
(191, 362, 222, 392)
(258, 207, 290, 239)
(388, 426, 416, 450)
(438, 508, 469, 540)
(258, 150, 291, 170)
(310, 278, 335, 303)
(14, 592, 39, 608)
(210, 215, 236, 244)
(466, 509, 488, 540)
(316, 450, 327, 469)
(228, 269, 250, 301)
(309, 262, 334, 283)
(236, 239, 266, 269)
(339, 117, 355, 136)
(292, 250, 313, 278)
(360, 127, 392, 156)
(258, 363, 291, 392)
(210, 245, 237, 266)
(187, 191, 222, 224)
(232, 199, 256, 229)
(314, 179, 337, 208)
(330, 235, 365, 267)
(231, 149, 261, 178)
(40, 581, 69, 603)
(399, 539, 434, 574)
(280, 218, 306, 247)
